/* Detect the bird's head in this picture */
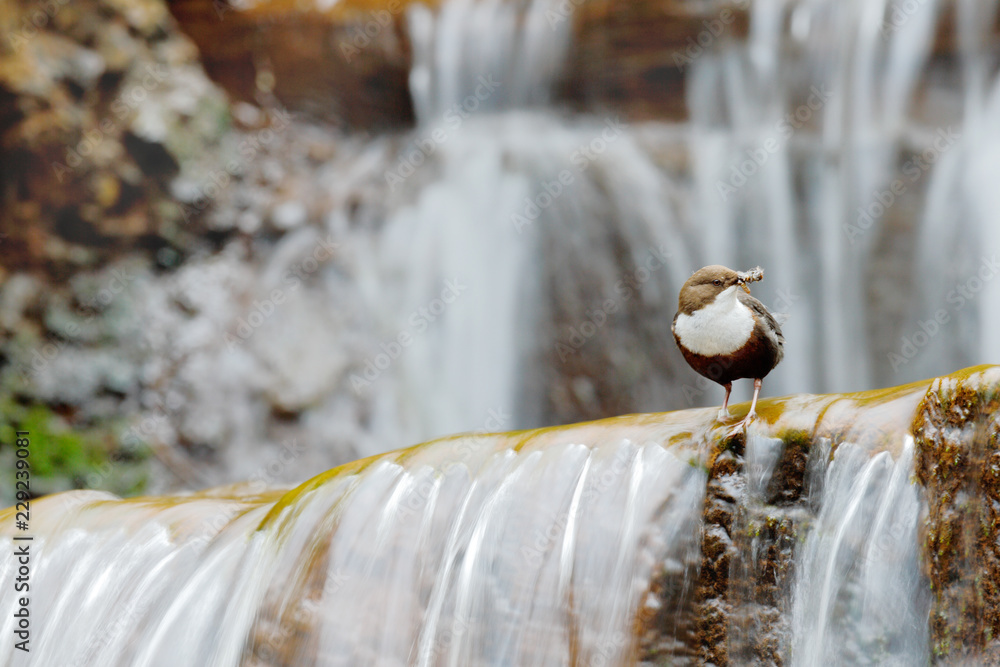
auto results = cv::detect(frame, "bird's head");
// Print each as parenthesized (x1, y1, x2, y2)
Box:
(677, 265, 764, 313)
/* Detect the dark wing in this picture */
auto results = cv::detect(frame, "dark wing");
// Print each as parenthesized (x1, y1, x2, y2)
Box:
(737, 291, 785, 357)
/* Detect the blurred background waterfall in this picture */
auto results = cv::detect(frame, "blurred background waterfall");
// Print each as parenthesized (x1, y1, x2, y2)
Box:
(0, 0, 998, 498)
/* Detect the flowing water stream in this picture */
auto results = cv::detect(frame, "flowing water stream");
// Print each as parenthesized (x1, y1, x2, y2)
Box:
(1, 367, 967, 665)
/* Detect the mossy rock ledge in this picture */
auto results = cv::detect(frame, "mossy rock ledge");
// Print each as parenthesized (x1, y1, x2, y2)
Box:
(2, 365, 1000, 665)
(639, 364, 1000, 665)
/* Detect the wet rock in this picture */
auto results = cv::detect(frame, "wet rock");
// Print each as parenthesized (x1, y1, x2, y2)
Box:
(913, 368, 1000, 663)
(168, 0, 415, 130)
(0, 0, 229, 271)
(639, 367, 1000, 665)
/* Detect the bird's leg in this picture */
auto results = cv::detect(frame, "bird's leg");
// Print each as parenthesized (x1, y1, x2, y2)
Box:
(747, 378, 762, 421)
(731, 378, 762, 432)
(717, 382, 733, 421)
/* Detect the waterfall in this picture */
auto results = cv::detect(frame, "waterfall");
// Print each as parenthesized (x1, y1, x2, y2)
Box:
(7, 367, 991, 664)
(7, 0, 1000, 659)
(361, 0, 1000, 447)
(791, 437, 929, 665)
(684, 0, 994, 394)
(0, 418, 709, 666)
(345, 0, 697, 448)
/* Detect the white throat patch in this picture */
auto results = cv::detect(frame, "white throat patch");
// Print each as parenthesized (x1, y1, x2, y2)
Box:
(674, 286, 755, 356)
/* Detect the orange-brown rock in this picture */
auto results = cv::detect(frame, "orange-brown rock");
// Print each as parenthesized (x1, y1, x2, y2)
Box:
(0, 0, 229, 273)
(168, 0, 416, 129)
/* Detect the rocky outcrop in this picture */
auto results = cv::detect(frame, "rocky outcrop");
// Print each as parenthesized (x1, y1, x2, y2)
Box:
(0, 0, 231, 274)
(913, 371, 1000, 662)
(0, 0, 350, 505)
(638, 365, 1000, 665)
(168, 0, 414, 129)
(167, 0, 752, 127)
(0, 0, 233, 503)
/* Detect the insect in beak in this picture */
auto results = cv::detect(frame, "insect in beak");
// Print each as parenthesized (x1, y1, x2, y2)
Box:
(736, 266, 764, 294)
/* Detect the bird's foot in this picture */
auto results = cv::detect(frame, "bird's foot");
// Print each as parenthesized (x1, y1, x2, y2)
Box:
(726, 410, 757, 437)
(717, 407, 732, 421)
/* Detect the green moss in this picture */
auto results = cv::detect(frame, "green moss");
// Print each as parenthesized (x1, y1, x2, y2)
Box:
(5, 405, 104, 477)
(777, 429, 812, 451)
(0, 397, 149, 505)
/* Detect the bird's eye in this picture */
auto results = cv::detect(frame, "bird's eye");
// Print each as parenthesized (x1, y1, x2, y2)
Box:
(712, 279, 722, 286)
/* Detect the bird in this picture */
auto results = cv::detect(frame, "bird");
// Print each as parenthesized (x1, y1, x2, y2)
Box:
(671, 265, 784, 431)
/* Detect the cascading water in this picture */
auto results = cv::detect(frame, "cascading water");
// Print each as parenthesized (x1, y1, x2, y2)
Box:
(379, 0, 1000, 440)
(0, 415, 710, 666)
(685, 0, 1000, 394)
(343, 0, 698, 446)
(791, 437, 929, 665)
(7, 366, 994, 665)
(337, 0, 1000, 435)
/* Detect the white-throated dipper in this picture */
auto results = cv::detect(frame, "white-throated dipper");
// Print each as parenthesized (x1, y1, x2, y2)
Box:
(671, 265, 784, 430)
